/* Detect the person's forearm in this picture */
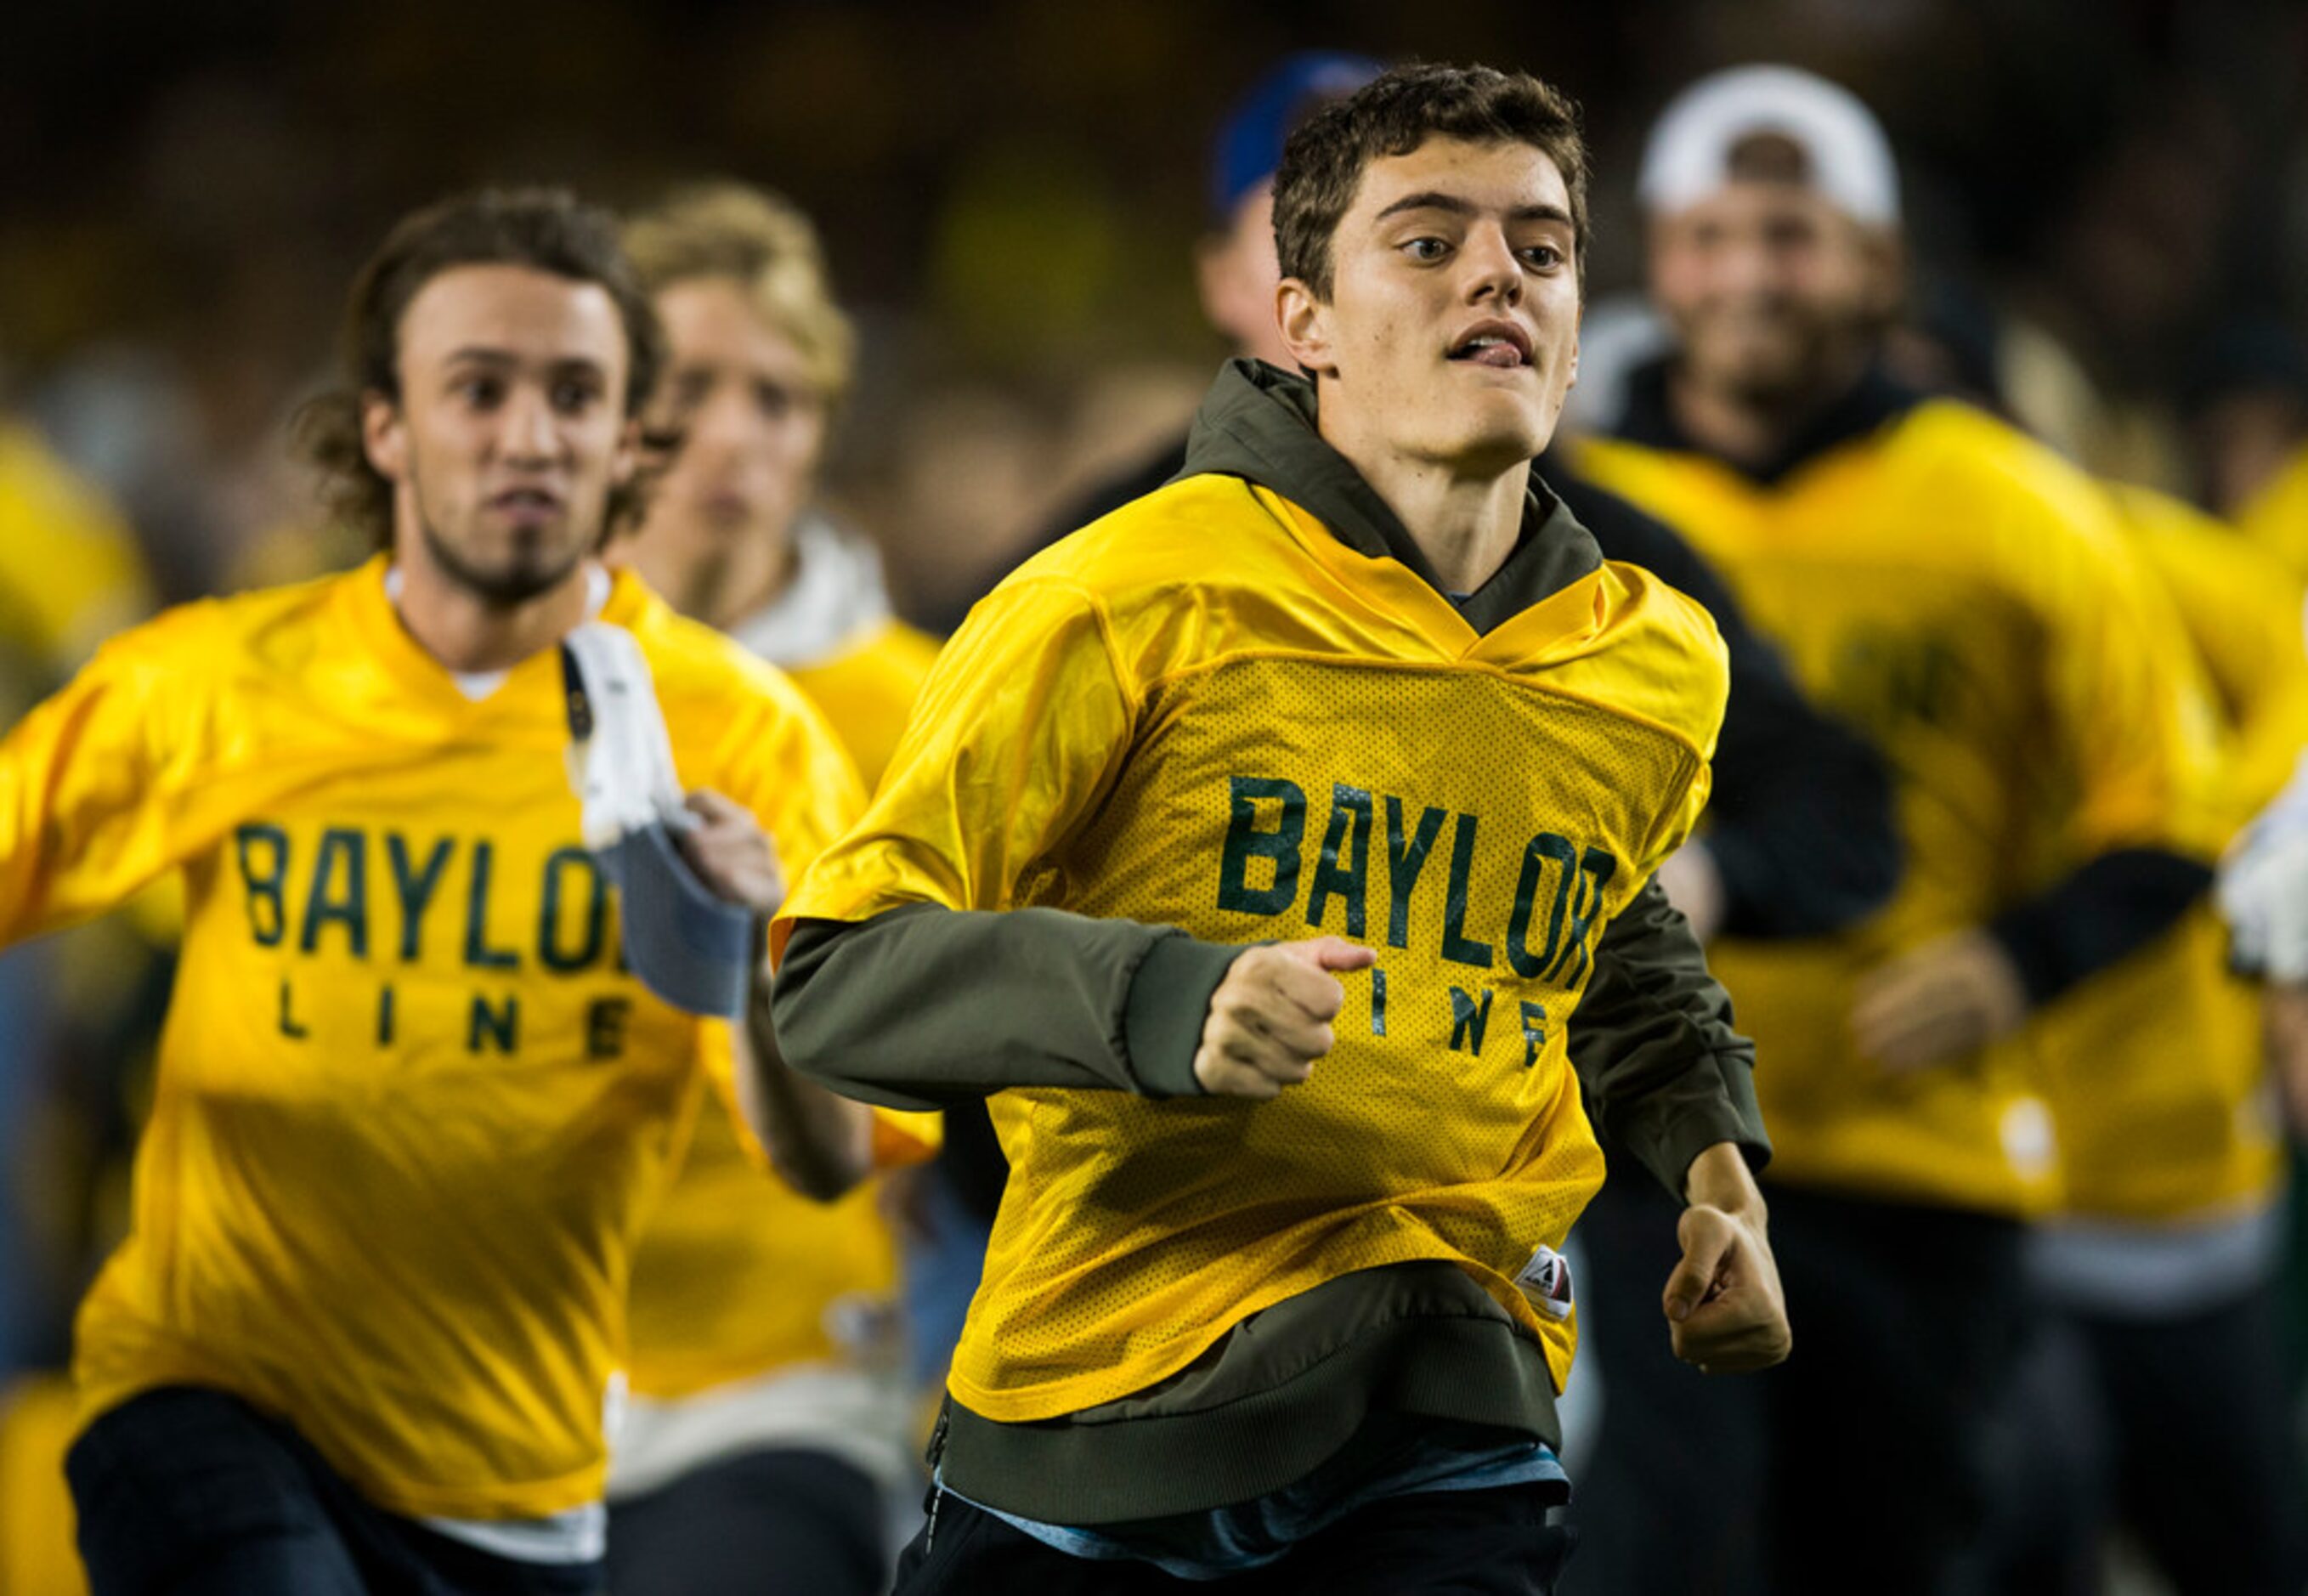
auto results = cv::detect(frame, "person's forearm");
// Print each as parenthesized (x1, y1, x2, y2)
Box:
(1569, 874, 1771, 1197)
(738, 959, 874, 1201)
(772, 903, 1239, 1109)
(1986, 846, 2212, 1004)
(1683, 1140, 1767, 1217)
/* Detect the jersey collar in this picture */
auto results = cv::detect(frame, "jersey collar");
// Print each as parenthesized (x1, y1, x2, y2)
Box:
(1611, 354, 1923, 486)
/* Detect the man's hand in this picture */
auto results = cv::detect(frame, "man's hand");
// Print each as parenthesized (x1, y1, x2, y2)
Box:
(1664, 1142, 1791, 1374)
(676, 790, 787, 916)
(1655, 840, 1727, 943)
(1193, 937, 1377, 1099)
(1851, 929, 2027, 1072)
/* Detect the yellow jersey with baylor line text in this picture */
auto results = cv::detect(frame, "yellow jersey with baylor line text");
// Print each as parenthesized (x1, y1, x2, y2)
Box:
(1580, 402, 2222, 1216)
(2030, 486, 2308, 1222)
(622, 617, 943, 1400)
(782, 474, 1728, 1420)
(0, 558, 863, 1522)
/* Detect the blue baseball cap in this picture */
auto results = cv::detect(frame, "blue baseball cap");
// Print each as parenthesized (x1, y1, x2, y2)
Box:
(1210, 50, 1385, 220)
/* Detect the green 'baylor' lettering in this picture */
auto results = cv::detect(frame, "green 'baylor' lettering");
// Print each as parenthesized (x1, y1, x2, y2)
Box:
(1217, 777, 1305, 917)
(1208, 777, 1624, 989)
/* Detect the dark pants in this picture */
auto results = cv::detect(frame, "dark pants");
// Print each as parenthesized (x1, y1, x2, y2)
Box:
(65, 1385, 605, 1596)
(606, 1447, 887, 1596)
(891, 1482, 1573, 1594)
(1992, 1280, 2308, 1596)
(1565, 1174, 2027, 1596)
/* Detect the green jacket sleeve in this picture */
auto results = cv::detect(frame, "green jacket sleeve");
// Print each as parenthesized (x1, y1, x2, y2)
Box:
(1568, 873, 1769, 1197)
(772, 903, 1242, 1111)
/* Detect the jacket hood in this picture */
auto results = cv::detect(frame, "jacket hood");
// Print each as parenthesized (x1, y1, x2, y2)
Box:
(1179, 359, 1602, 632)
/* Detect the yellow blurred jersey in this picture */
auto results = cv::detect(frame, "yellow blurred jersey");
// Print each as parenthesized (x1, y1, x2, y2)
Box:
(2236, 440, 2308, 584)
(783, 476, 1730, 1420)
(0, 1375, 85, 1596)
(0, 422, 153, 687)
(1580, 403, 2220, 1216)
(2031, 486, 2308, 1221)
(622, 617, 942, 1400)
(0, 558, 864, 1522)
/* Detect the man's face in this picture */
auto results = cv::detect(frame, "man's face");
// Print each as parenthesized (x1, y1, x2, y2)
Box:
(1196, 184, 1295, 369)
(636, 277, 828, 568)
(1649, 180, 1895, 407)
(1278, 137, 1581, 475)
(363, 263, 633, 606)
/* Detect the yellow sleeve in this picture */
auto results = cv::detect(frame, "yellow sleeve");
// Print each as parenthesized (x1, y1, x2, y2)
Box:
(2013, 467, 2225, 863)
(0, 422, 156, 677)
(0, 609, 209, 947)
(2116, 486, 2308, 823)
(776, 577, 1139, 948)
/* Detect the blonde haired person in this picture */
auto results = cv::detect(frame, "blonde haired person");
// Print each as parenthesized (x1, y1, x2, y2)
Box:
(608, 183, 941, 1596)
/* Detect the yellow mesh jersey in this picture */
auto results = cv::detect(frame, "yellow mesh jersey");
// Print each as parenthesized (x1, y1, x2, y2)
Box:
(2031, 485, 2308, 1220)
(781, 476, 1728, 1420)
(623, 618, 942, 1400)
(0, 558, 863, 1521)
(1580, 403, 2220, 1216)
(2237, 441, 2308, 584)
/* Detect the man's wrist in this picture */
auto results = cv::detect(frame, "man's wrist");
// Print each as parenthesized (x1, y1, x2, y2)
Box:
(1683, 1140, 1766, 1220)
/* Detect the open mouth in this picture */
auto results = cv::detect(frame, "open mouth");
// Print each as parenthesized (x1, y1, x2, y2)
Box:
(1447, 323, 1533, 369)
(489, 487, 565, 519)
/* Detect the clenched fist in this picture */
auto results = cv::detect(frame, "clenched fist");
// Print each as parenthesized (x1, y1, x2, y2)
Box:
(1194, 937, 1377, 1099)
(1665, 1143, 1792, 1375)
(673, 789, 787, 918)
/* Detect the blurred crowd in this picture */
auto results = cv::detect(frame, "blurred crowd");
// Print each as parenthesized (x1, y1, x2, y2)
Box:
(7, 2, 2308, 1592)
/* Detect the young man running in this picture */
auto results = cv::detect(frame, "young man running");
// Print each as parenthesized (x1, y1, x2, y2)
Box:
(606, 181, 942, 1596)
(774, 64, 1790, 1594)
(2, 188, 871, 1594)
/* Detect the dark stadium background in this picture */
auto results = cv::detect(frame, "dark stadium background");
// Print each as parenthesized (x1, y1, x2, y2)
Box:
(5, 0, 2305, 618)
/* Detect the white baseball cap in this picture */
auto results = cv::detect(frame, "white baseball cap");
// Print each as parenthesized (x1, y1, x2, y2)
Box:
(1638, 65, 1900, 227)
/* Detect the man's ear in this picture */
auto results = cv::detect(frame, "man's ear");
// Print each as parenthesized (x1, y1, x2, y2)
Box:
(1276, 277, 1337, 378)
(361, 392, 407, 483)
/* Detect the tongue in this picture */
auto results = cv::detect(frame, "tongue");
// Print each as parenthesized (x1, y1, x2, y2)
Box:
(1472, 342, 1522, 369)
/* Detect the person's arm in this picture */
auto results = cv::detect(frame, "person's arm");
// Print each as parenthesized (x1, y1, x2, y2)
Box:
(682, 672, 885, 1202)
(734, 955, 874, 1200)
(773, 903, 1239, 1110)
(1567, 873, 1768, 1196)
(1568, 872, 1787, 1373)
(0, 611, 200, 945)
(1854, 477, 2224, 1069)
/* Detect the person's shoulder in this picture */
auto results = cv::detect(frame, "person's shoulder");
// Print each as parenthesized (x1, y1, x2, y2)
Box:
(1015, 473, 1266, 595)
(113, 566, 352, 674)
(1896, 399, 2112, 521)
(1502, 555, 1734, 760)
(618, 572, 815, 718)
(787, 617, 942, 720)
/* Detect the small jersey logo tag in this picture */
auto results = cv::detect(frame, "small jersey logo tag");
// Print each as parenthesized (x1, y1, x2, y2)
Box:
(1515, 1243, 1575, 1321)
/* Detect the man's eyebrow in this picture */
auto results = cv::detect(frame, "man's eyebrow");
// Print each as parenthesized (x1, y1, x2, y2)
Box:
(1372, 192, 1575, 228)
(440, 348, 608, 377)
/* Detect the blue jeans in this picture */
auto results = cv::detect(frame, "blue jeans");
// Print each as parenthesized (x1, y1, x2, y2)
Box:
(66, 1386, 604, 1595)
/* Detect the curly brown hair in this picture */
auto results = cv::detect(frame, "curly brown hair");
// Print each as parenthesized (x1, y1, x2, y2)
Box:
(1272, 63, 1590, 303)
(295, 187, 667, 551)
